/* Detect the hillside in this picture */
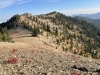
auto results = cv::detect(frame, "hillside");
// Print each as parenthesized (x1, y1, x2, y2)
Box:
(0, 11, 100, 59)
(74, 16, 100, 29)
(0, 12, 100, 74)
(0, 42, 100, 75)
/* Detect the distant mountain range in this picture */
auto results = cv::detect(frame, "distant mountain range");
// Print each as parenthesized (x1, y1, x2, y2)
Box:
(72, 12, 100, 28)
(72, 12, 100, 19)
(74, 16, 100, 28)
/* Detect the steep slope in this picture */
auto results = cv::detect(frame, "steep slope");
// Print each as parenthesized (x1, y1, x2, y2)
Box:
(74, 16, 100, 28)
(0, 11, 100, 58)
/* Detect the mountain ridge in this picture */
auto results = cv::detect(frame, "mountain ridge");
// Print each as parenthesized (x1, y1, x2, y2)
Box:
(0, 11, 100, 59)
(0, 11, 100, 74)
(74, 16, 100, 28)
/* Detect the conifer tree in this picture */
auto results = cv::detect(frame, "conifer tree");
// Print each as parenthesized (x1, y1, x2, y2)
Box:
(55, 27, 58, 36)
(46, 25, 51, 32)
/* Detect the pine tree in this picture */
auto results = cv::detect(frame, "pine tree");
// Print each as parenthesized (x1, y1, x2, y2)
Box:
(0, 32, 3, 41)
(55, 27, 58, 36)
(32, 25, 40, 37)
(32, 25, 37, 36)
(46, 25, 51, 32)
(0, 27, 10, 41)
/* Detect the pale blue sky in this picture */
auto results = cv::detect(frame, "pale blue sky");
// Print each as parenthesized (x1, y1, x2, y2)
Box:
(0, 0, 100, 23)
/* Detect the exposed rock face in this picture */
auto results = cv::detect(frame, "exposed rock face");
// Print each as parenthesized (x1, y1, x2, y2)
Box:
(0, 42, 100, 75)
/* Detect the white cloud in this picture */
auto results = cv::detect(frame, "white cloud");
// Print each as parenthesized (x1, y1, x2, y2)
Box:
(61, 8, 100, 16)
(0, 0, 32, 9)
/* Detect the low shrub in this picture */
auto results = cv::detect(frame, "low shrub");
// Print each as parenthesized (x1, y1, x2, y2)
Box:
(7, 57, 18, 64)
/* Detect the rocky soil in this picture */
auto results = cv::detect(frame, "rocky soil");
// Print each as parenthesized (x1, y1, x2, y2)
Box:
(0, 42, 100, 75)
(0, 28, 99, 75)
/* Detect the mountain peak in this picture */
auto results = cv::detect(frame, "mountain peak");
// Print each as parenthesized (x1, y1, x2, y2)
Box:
(45, 11, 59, 15)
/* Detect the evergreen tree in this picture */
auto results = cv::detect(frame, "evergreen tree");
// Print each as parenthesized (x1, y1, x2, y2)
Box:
(32, 25, 40, 37)
(46, 25, 51, 32)
(55, 27, 58, 36)
(0, 32, 3, 41)
(32, 25, 37, 36)
(0, 27, 10, 41)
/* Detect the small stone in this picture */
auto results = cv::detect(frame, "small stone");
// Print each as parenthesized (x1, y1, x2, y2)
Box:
(47, 72, 53, 75)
